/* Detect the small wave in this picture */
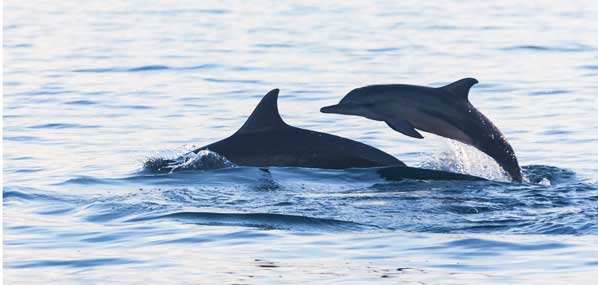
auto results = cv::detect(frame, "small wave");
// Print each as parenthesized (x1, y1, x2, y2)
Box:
(143, 149, 235, 173)
(366, 47, 402, 52)
(13, 168, 43, 173)
(418, 238, 570, 251)
(4, 43, 33, 48)
(64, 100, 96, 105)
(72, 64, 218, 73)
(58, 176, 119, 185)
(203, 78, 263, 84)
(529, 90, 573, 96)
(3, 188, 77, 203)
(7, 258, 140, 269)
(82, 201, 169, 223)
(127, 211, 377, 231)
(3, 136, 40, 141)
(127, 65, 170, 72)
(29, 123, 101, 129)
(501, 44, 594, 52)
(522, 165, 576, 185)
(377, 166, 486, 182)
(3, 189, 42, 201)
(13, 90, 75, 96)
(115, 104, 153, 110)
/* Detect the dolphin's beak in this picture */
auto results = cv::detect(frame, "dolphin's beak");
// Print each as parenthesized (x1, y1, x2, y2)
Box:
(321, 103, 365, 116)
(320, 104, 344, 114)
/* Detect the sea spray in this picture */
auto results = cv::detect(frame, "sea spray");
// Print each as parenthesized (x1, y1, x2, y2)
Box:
(143, 149, 235, 173)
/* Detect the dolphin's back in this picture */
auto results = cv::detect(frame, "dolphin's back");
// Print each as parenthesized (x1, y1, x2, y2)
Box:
(203, 126, 403, 169)
(342, 84, 437, 103)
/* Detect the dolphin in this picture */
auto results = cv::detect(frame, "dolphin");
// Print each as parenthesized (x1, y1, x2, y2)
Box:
(144, 89, 485, 181)
(320, 78, 522, 182)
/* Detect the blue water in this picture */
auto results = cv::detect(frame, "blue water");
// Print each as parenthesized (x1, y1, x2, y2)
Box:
(4, 0, 598, 283)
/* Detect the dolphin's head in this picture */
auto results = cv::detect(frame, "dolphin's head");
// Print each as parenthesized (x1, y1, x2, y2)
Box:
(320, 87, 380, 118)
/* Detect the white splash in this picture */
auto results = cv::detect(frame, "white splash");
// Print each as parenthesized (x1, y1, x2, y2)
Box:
(167, 149, 235, 173)
(538, 178, 552, 186)
(143, 145, 235, 173)
(419, 139, 511, 182)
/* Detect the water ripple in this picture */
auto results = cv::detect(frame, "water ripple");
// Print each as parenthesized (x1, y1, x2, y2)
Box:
(424, 238, 569, 251)
(127, 211, 378, 231)
(21, 164, 594, 235)
(29, 123, 101, 129)
(7, 258, 140, 269)
(73, 64, 219, 73)
(501, 44, 594, 52)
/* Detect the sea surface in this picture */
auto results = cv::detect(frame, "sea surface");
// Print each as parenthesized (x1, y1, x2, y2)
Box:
(3, 0, 598, 284)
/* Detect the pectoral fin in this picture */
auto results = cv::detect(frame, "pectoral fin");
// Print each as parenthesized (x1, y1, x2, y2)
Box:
(385, 119, 424, 139)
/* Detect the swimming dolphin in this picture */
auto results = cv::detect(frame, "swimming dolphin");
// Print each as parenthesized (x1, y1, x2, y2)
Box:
(144, 89, 485, 181)
(320, 78, 522, 182)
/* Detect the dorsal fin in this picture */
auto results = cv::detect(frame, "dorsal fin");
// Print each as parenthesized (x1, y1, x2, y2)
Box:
(236, 89, 288, 133)
(439, 78, 478, 100)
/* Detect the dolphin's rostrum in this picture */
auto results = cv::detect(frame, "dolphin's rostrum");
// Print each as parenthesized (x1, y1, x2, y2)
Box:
(321, 78, 522, 182)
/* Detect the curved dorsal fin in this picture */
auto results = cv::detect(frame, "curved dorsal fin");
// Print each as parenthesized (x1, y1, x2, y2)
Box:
(439, 78, 478, 100)
(236, 89, 288, 133)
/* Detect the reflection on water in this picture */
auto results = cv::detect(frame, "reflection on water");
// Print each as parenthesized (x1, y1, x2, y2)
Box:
(4, 0, 598, 283)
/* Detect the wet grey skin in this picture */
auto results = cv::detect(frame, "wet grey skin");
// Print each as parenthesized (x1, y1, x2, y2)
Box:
(150, 89, 485, 181)
(320, 78, 522, 182)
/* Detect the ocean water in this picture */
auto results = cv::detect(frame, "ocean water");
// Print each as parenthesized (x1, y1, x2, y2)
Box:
(3, 0, 598, 284)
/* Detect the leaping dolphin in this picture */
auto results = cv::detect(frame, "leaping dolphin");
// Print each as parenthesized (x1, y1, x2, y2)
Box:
(145, 89, 485, 181)
(320, 78, 522, 182)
